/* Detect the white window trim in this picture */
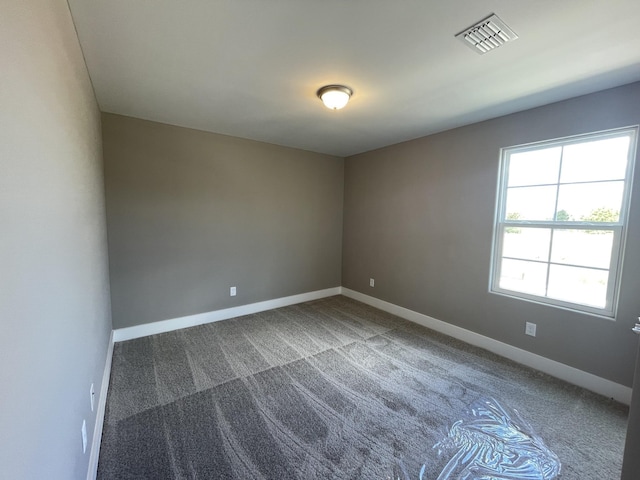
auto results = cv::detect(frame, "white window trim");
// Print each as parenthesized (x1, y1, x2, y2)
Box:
(490, 126, 638, 319)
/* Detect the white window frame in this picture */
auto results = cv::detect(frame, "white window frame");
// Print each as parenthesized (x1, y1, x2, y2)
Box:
(490, 126, 638, 318)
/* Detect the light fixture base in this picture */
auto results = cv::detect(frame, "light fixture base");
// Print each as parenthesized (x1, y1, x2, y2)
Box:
(317, 85, 353, 110)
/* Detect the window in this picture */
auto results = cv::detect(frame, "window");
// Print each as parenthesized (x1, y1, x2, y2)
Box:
(490, 127, 638, 317)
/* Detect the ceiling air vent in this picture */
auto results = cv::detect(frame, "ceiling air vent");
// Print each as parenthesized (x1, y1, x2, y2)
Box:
(455, 14, 518, 54)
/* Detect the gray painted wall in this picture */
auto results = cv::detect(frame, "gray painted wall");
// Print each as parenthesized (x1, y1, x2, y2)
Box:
(103, 114, 344, 329)
(622, 338, 640, 478)
(0, 1, 112, 479)
(343, 82, 640, 387)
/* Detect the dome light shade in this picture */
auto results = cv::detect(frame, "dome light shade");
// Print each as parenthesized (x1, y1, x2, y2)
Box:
(317, 85, 352, 110)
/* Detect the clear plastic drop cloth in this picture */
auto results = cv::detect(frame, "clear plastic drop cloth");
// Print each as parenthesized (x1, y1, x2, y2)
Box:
(431, 397, 561, 480)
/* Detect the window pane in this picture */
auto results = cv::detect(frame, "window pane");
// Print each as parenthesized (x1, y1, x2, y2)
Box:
(502, 227, 550, 261)
(508, 147, 561, 186)
(505, 185, 557, 221)
(547, 264, 608, 308)
(556, 181, 624, 222)
(560, 136, 630, 183)
(499, 259, 547, 296)
(550, 229, 614, 269)
(492, 127, 635, 316)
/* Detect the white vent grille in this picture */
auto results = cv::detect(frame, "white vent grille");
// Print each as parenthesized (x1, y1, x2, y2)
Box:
(456, 14, 518, 54)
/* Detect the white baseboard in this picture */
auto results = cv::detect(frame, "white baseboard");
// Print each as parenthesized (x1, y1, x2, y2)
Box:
(342, 288, 632, 405)
(107, 285, 631, 405)
(86, 330, 115, 480)
(113, 287, 342, 342)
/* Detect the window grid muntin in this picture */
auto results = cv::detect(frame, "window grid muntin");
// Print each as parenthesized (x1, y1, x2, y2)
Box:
(496, 223, 620, 311)
(490, 126, 637, 318)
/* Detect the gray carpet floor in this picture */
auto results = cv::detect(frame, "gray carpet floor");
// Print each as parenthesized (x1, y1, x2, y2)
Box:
(97, 295, 628, 479)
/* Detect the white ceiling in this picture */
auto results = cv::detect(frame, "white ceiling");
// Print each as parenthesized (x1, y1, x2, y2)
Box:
(67, 0, 640, 157)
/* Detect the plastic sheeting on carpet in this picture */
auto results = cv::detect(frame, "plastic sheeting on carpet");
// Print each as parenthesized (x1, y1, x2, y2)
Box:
(432, 397, 561, 480)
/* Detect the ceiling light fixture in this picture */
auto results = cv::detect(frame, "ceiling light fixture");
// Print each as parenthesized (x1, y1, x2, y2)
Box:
(317, 85, 353, 110)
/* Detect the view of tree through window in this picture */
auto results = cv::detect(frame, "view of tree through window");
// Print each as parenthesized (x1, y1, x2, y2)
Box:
(491, 127, 637, 317)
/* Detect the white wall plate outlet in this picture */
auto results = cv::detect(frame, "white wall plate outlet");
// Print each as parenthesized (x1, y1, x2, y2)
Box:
(369, 278, 375, 287)
(230, 286, 236, 296)
(525, 322, 537, 337)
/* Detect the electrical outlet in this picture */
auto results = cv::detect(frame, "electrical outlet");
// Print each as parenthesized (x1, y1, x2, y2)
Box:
(90, 383, 95, 412)
(525, 322, 537, 337)
(230, 286, 236, 297)
(81, 420, 87, 453)
(369, 278, 375, 287)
